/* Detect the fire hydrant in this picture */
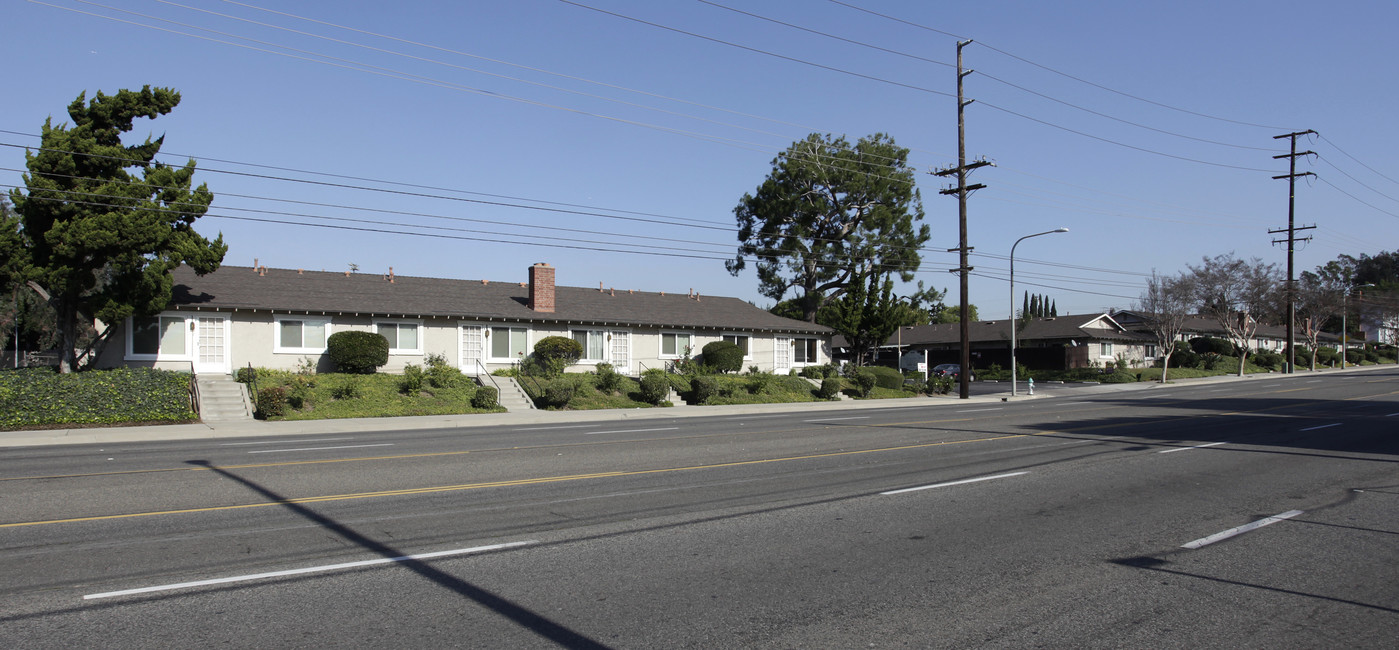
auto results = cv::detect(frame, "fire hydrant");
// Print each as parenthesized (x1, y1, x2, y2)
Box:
(1028, 377, 1035, 395)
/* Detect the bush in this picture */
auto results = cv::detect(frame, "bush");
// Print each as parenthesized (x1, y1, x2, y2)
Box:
(863, 365, 904, 390)
(327, 331, 389, 374)
(1251, 350, 1284, 371)
(850, 368, 877, 397)
(817, 378, 841, 399)
(1315, 347, 1338, 365)
(640, 373, 670, 405)
(542, 379, 577, 409)
(800, 365, 824, 379)
(930, 375, 954, 395)
(1163, 347, 1201, 369)
(1101, 371, 1139, 383)
(330, 377, 362, 400)
(1346, 350, 1363, 364)
(533, 336, 583, 378)
(701, 341, 744, 374)
(692, 376, 720, 404)
(471, 386, 498, 409)
(399, 363, 426, 395)
(0, 367, 197, 429)
(424, 353, 464, 388)
(595, 363, 623, 393)
(1201, 353, 1224, 371)
(235, 367, 256, 384)
(1190, 337, 1236, 356)
(256, 386, 287, 418)
(746, 372, 778, 395)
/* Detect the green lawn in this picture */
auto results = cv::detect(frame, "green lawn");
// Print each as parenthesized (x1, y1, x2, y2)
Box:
(248, 369, 504, 421)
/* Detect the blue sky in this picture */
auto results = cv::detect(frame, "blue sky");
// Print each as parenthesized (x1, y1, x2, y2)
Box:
(4, 0, 1396, 319)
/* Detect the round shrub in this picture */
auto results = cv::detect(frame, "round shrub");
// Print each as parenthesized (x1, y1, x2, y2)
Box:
(800, 365, 823, 380)
(640, 373, 670, 404)
(425, 353, 463, 388)
(1251, 350, 1284, 370)
(850, 368, 877, 397)
(542, 380, 577, 409)
(1164, 347, 1201, 369)
(700, 341, 744, 374)
(746, 372, 777, 395)
(595, 363, 623, 393)
(863, 365, 904, 390)
(471, 386, 498, 409)
(399, 363, 425, 395)
(235, 367, 257, 384)
(533, 336, 583, 378)
(692, 376, 720, 404)
(817, 378, 841, 399)
(327, 331, 389, 374)
(256, 386, 287, 418)
(1190, 337, 1236, 356)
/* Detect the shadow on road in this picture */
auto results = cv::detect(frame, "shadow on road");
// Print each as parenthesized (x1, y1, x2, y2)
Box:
(181, 459, 612, 650)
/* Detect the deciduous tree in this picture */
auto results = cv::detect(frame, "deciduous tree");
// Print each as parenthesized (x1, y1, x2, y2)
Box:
(8, 87, 226, 372)
(1136, 271, 1193, 383)
(1186, 253, 1281, 376)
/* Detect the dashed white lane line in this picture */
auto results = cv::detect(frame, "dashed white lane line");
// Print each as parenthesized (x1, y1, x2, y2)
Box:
(583, 427, 679, 436)
(1300, 423, 1342, 432)
(1387, 413, 1399, 417)
(1181, 510, 1304, 549)
(955, 408, 1003, 413)
(1159, 441, 1228, 454)
(247, 444, 394, 454)
(803, 416, 871, 423)
(83, 541, 537, 600)
(221, 438, 355, 446)
(1306, 379, 1324, 383)
(512, 424, 601, 431)
(882, 471, 1028, 496)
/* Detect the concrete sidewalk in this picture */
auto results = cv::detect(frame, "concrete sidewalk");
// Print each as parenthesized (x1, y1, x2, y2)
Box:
(2, 365, 1386, 448)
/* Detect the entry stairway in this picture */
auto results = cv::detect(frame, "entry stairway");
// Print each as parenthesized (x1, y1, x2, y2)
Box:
(196, 374, 255, 422)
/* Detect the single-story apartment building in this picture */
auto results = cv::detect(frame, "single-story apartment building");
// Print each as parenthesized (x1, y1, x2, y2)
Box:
(1109, 311, 1341, 357)
(94, 262, 834, 376)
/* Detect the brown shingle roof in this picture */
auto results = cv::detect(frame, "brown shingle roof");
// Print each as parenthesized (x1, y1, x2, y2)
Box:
(171, 265, 832, 335)
(831, 313, 1152, 349)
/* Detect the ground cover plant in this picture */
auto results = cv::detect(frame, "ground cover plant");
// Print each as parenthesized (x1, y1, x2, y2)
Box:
(244, 358, 501, 420)
(0, 367, 196, 430)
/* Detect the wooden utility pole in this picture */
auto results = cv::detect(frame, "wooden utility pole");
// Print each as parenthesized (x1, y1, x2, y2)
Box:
(1272, 129, 1316, 374)
(934, 40, 990, 399)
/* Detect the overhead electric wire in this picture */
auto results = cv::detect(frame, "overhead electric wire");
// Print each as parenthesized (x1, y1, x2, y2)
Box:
(1317, 133, 1399, 188)
(826, 0, 1294, 131)
(1317, 177, 1399, 220)
(969, 271, 1139, 301)
(1316, 155, 1399, 207)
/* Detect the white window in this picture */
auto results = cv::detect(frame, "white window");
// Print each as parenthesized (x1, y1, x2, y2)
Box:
(792, 337, 819, 364)
(129, 314, 191, 359)
(660, 332, 693, 358)
(1100, 342, 1114, 357)
(572, 329, 607, 362)
(275, 316, 330, 353)
(723, 333, 751, 359)
(489, 326, 529, 361)
(375, 320, 422, 355)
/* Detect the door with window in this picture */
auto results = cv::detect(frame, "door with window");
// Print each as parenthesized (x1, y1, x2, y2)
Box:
(193, 315, 230, 374)
(609, 330, 631, 374)
(460, 324, 484, 374)
(774, 336, 792, 372)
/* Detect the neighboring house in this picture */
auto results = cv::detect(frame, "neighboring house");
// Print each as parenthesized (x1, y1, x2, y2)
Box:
(1110, 311, 1339, 360)
(833, 313, 1154, 371)
(94, 263, 833, 376)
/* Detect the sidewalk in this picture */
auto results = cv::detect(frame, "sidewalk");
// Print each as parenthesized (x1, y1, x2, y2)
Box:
(2, 365, 1387, 448)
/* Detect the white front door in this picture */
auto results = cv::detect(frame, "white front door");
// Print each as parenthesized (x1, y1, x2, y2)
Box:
(775, 337, 791, 372)
(459, 324, 484, 375)
(193, 315, 230, 374)
(609, 330, 631, 374)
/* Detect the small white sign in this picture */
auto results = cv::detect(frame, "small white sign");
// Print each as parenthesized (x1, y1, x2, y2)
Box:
(917, 362, 928, 371)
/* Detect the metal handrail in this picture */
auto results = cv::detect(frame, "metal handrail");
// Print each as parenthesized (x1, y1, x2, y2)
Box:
(474, 358, 501, 393)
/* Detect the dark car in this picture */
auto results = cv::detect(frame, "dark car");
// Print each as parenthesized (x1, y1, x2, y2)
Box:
(932, 363, 974, 382)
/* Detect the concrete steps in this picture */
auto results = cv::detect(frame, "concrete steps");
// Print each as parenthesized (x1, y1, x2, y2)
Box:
(197, 375, 254, 421)
(483, 375, 535, 411)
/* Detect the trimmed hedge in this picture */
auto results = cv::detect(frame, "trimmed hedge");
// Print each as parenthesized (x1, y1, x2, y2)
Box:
(701, 341, 744, 374)
(0, 367, 197, 429)
(533, 336, 583, 378)
(327, 330, 389, 374)
(863, 366, 904, 390)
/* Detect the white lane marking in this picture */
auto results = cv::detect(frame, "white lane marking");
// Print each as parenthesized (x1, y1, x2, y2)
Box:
(1306, 379, 1323, 383)
(1181, 511, 1304, 549)
(1387, 413, 1399, 417)
(1300, 423, 1342, 432)
(955, 408, 1003, 413)
(221, 438, 354, 446)
(583, 427, 679, 436)
(719, 414, 791, 421)
(1259, 383, 1281, 387)
(882, 471, 1028, 496)
(1057, 401, 1091, 406)
(83, 541, 537, 600)
(247, 444, 394, 454)
(1159, 441, 1228, 454)
(803, 416, 871, 423)
(1206, 389, 1229, 393)
(512, 424, 601, 431)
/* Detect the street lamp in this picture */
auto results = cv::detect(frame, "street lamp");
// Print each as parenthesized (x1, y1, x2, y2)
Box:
(1011, 227, 1068, 397)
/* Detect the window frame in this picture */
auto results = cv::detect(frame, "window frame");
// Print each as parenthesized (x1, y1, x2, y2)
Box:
(1100, 342, 1114, 357)
(722, 333, 752, 360)
(571, 329, 608, 363)
(374, 319, 424, 356)
(126, 313, 192, 361)
(487, 325, 530, 362)
(660, 331, 694, 359)
(791, 337, 820, 365)
(273, 315, 333, 354)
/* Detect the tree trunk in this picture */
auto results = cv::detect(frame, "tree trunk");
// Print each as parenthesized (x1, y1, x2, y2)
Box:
(1160, 356, 1171, 384)
(56, 301, 78, 374)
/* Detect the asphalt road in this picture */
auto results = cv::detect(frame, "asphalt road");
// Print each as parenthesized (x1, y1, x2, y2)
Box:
(2, 369, 1396, 648)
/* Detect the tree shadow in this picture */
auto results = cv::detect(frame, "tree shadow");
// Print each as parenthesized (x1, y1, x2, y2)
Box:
(180, 459, 611, 650)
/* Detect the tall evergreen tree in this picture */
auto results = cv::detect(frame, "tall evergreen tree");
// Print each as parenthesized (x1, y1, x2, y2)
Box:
(9, 87, 226, 372)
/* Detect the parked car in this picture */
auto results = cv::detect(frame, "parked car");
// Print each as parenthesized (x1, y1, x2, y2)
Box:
(931, 363, 974, 382)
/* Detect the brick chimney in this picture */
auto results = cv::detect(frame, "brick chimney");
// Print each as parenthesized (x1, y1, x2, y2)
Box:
(528, 263, 555, 313)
